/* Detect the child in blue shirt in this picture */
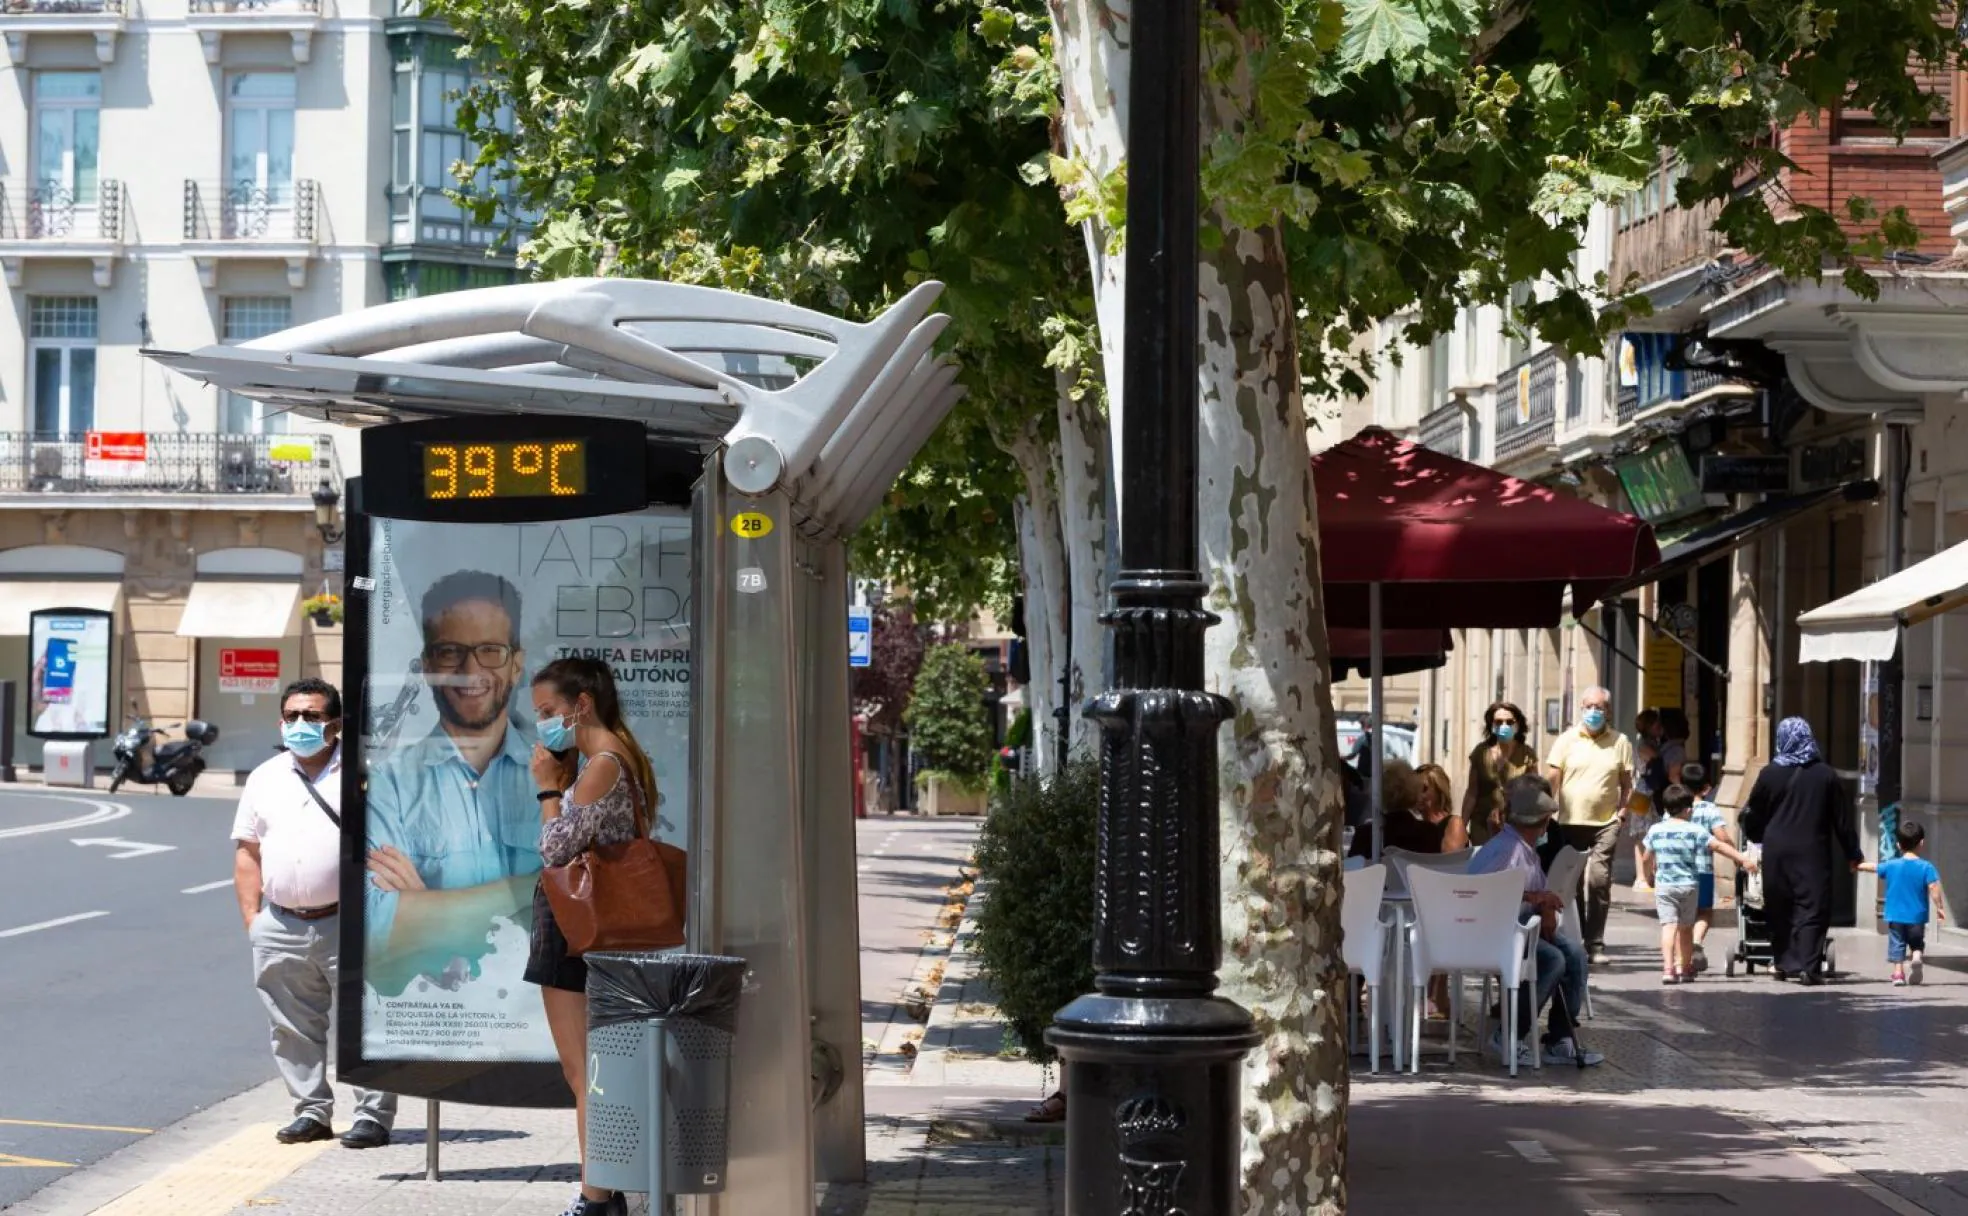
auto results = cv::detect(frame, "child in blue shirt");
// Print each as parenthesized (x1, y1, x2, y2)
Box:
(1858, 822, 1947, 986)
(1679, 763, 1730, 973)
(1645, 784, 1758, 983)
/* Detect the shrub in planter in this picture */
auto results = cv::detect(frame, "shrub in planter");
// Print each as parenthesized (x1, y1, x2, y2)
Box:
(902, 644, 993, 781)
(971, 759, 1098, 1064)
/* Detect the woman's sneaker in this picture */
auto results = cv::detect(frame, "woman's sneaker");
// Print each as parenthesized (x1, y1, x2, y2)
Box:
(1542, 1036, 1605, 1067)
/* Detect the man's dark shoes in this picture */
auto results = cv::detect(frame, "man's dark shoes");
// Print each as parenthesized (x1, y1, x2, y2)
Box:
(340, 1119, 390, 1149)
(276, 1116, 333, 1144)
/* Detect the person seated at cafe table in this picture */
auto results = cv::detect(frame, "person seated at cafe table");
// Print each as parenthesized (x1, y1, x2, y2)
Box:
(1464, 775, 1604, 1069)
(1349, 761, 1469, 859)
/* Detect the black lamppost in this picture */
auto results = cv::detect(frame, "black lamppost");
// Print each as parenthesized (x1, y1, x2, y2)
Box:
(1044, 2, 1259, 1211)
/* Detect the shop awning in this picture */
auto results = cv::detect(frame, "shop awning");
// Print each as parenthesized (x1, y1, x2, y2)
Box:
(0, 579, 124, 635)
(1330, 627, 1452, 680)
(1590, 479, 1879, 604)
(1797, 537, 1968, 663)
(176, 580, 301, 639)
(1314, 428, 1660, 630)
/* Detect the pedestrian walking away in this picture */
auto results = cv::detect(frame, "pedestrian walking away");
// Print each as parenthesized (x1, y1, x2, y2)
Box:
(1643, 784, 1758, 984)
(1740, 717, 1861, 985)
(1857, 821, 1947, 986)
(231, 678, 397, 1149)
(1680, 763, 1729, 972)
(1544, 687, 1634, 964)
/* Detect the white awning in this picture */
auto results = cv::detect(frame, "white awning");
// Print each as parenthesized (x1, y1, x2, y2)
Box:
(1797, 538, 1968, 663)
(176, 580, 301, 639)
(0, 580, 124, 635)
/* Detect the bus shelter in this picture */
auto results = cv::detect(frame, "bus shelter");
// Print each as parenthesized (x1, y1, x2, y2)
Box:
(151, 277, 965, 1213)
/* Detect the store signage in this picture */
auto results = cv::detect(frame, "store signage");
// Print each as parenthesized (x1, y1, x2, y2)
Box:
(1614, 441, 1705, 524)
(84, 431, 147, 480)
(848, 607, 872, 668)
(1699, 455, 1790, 496)
(218, 648, 282, 695)
(1799, 436, 1866, 489)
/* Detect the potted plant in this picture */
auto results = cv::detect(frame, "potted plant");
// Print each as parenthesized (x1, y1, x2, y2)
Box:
(903, 643, 994, 815)
(303, 592, 343, 627)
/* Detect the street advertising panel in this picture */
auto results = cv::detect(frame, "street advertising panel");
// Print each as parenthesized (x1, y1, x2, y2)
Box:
(339, 415, 701, 1106)
(28, 608, 113, 739)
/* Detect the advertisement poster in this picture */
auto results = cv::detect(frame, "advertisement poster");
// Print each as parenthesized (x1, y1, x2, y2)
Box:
(359, 509, 691, 1063)
(219, 648, 282, 695)
(28, 610, 112, 738)
(84, 431, 147, 481)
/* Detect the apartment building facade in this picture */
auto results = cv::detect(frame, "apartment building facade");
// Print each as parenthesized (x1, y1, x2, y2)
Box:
(0, 0, 522, 774)
(1323, 97, 1968, 919)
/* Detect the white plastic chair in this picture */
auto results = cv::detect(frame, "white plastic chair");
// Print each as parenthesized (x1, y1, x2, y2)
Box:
(1341, 863, 1391, 1074)
(1406, 866, 1541, 1076)
(1384, 845, 1475, 896)
(1544, 845, 1592, 1019)
(1343, 855, 1369, 873)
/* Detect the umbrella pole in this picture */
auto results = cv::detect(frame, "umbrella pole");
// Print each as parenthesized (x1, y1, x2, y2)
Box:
(1371, 581, 1384, 861)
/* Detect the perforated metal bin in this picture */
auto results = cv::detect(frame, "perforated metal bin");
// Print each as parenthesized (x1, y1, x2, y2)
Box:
(584, 953, 746, 1198)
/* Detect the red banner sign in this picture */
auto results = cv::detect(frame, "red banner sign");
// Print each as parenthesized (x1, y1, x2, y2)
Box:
(219, 647, 281, 694)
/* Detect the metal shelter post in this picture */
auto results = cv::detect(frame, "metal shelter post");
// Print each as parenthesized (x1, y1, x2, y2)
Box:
(425, 1100, 439, 1182)
(1370, 581, 1385, 861)
(1045, 1, 1259, 1210)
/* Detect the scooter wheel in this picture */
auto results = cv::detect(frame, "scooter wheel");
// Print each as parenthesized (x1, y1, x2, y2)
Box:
(108, 773, 125, 795)
(167, 774, 195, 797)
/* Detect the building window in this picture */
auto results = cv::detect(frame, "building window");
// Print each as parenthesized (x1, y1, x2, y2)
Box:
(220, 296, 293, 433)
(385, 260, 519, 301)
(389, 35, 527, 253)
(30, 297, 98, 435)
(33, 72, 101, 233)
(1503, 283, 1533, 368)
(226, 73, 296, 209)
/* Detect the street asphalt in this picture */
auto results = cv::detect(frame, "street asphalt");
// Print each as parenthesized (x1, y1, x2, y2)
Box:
(0, 785, 271, 1209)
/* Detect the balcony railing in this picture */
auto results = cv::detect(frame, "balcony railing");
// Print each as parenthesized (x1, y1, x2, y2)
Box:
(0, 180, 122, 242)
(0, 0, 123, 12)
(1611, 194, 1727, 292)
(183, 180, 318, 243)
(0, 432, 340, 497)
(1418, 401, 1466, 459)
(1495, 350, 1559, 462)
(189, 0, 318, 9)
(1616, 385, 1640, 425)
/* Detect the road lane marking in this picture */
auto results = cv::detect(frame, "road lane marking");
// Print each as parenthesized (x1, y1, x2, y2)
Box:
(182, 879, 233, 894)
(0, 1151, 76, 1168)
(88, 1122, 333, 1216)
(0, 1116, 154, 1134)
(1509, 1139, 1557, 1164)
(0, 794, 131, 840)
(72, 837, 176, 859)
(0, 911, 110, 938)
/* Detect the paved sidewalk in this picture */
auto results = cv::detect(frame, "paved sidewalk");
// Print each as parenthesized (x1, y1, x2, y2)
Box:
(15, 857, 1963, 1214)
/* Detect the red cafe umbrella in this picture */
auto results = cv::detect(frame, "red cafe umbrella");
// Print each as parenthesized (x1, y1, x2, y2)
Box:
(1312, 427, 1658, 856)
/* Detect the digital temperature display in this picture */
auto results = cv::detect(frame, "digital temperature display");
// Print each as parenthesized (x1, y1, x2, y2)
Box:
(423, 440, 587, 500)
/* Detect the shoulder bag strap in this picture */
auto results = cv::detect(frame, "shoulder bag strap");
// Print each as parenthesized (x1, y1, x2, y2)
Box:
(300, 773, 340, 828)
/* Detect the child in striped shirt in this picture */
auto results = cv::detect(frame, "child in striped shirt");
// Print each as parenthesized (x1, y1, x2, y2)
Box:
(1645, 784, 1758, 983)
(1681, 763, 1730, 974)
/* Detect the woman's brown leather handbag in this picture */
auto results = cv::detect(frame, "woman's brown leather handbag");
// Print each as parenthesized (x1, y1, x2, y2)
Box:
(542, 837, 688, 956)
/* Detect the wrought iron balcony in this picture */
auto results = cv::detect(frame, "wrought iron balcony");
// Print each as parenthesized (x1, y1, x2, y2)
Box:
(1417, 400, 1467, 459)
(182, 179, 318, 244)
(1494, 350, 1560, 463)
(0, 180, 122, 242)
(0, 432, 341, 498)
(1, 0, 123, 12)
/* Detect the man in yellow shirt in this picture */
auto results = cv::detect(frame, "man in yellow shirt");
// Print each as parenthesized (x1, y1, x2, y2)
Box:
(1545, 686, 1634, 964)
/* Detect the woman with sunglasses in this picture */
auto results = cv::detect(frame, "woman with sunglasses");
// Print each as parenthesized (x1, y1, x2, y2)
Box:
(1461, 701, 1538, 845)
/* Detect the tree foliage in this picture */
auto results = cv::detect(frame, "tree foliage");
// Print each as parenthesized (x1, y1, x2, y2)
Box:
(903, 643, 995, 779)
(851, 603, 927, 736)
(971, 760, 1099, 1065)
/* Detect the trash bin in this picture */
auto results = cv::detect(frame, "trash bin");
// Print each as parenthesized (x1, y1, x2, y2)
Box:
(42, 740, 93, 788)
(584, 952, 746, 1199)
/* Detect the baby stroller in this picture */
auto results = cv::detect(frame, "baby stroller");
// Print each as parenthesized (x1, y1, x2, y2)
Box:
(1724, 841, 1837, 978)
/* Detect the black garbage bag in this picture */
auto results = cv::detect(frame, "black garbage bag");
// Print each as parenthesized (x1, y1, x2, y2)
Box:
(585, 952, 747, 1034)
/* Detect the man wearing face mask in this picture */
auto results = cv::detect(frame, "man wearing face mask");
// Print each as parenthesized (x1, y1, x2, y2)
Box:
(1545, 687, 1634, 964)
(231, 679, 398, 1149)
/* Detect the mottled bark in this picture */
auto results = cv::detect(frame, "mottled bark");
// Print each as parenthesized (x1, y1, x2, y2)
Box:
(1055, 368, 1111, 759)
(1197, 22, 1349, 1216)
(1009, 421, 1067, 770)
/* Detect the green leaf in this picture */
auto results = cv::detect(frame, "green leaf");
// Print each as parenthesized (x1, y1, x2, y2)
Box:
(1336, 0, 1429, 70)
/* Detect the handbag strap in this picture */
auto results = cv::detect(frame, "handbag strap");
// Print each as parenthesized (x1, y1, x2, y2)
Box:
(299, 771, 340, 828)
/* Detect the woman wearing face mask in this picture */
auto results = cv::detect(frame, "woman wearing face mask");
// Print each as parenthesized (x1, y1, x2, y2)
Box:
(1461, 701, 1538, 845)
(522, 656, 657, 1216)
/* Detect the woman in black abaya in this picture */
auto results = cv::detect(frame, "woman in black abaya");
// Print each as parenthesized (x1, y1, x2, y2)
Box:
(1740, 717, 1862, 984)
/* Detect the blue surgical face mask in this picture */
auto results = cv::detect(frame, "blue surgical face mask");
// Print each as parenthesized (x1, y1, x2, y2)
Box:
(1582, 708, 1607, 733)
(282, 718, 330, 758)
(1494, 723, 1516, 742)
(537, 713, 576, 753)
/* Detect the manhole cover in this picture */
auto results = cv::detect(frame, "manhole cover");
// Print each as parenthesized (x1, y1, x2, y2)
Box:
(1595, 1193, 1735, 1209)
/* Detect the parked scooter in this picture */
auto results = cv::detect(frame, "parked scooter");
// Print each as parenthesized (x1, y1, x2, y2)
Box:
(108, 711, 218, 796)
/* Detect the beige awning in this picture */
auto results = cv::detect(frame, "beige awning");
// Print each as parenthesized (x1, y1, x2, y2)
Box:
(1797, 538, 1968, 663)
(0, 580, 124, 635)
(176, 580, 301, 639)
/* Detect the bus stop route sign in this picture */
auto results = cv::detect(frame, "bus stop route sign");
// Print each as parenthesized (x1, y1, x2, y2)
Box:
(848, 609, 872, 668)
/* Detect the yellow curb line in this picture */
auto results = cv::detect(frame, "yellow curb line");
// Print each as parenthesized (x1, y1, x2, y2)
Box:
(0, 1118, 154, 1135)
(87, 1123, 332, 1216)
(0, 1152, 77, 1168)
